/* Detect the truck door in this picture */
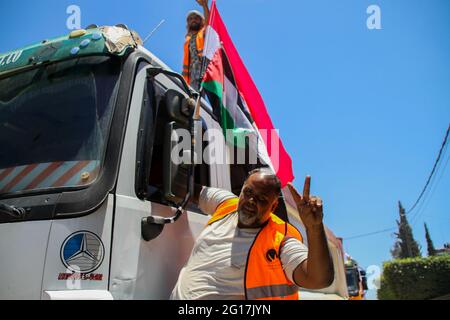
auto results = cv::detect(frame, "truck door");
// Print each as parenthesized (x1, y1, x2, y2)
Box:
(109, 61, 226, 299)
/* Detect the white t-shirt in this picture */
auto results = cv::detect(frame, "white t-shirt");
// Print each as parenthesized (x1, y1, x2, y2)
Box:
(170, 187, 308, 300)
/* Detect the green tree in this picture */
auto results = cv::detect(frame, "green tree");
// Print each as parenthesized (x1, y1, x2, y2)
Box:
(391, 201, 421, 259)
(390, 242, 402, 260)
(424, 222, 436, 256)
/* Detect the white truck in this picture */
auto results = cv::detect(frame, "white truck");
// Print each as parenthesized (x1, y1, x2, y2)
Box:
(0, 25, 348, 300)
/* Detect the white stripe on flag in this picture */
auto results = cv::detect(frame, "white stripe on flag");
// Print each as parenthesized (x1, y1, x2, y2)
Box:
(204, 25, 221, 60)
(223, 75, 252, 130)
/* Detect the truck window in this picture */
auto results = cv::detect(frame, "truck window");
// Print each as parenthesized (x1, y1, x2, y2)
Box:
(346, 268, 360, 296)
(229, 142, 262, 196)
(142, 80, 210, 211)
(0, 56, 121, 195)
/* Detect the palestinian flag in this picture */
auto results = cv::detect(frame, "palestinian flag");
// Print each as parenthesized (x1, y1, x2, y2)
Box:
(201, 0, 294, 186)
(202, 46, 254, 149)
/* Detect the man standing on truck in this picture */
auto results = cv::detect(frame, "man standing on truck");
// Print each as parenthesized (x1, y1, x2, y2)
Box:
(170, 169, 334, 300)
(182, 0, 210, 91)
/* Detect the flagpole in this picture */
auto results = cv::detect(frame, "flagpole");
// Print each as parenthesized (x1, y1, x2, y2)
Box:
(192, 2, 212, 125)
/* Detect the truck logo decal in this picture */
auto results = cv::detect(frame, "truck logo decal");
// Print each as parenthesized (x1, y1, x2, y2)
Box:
(60, 231, 105, 274)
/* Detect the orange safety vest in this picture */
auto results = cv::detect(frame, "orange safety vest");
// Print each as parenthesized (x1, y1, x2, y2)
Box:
(207, 198, 304, 300)
(182, 27, 205, 85)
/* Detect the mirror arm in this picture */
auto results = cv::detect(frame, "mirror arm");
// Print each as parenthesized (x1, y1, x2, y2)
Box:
(146, 67, 195, 99)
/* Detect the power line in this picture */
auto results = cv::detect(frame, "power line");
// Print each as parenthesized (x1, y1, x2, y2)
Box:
(410, 144, 444, 224)
(344, 227, 396, 241)
(344, 124, 450, 241)
(412, 143, 450, 226)
(406, 124, 450, 214)
(410, 139, 449, 225)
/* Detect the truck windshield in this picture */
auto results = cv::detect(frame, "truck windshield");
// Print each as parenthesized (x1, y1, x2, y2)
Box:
(346, 269, 359, 293)
(0, 56, 121, 195)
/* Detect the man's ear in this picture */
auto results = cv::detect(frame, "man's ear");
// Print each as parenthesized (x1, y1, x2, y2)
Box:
(271, 198, 279, 212)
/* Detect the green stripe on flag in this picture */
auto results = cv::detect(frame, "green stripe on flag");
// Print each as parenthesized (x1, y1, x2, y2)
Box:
(202, 80, 250, 149)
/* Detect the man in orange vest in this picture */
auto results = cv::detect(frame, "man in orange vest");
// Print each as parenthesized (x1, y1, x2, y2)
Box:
(182, 0, 210, 91)
(171, 168, 334, 300)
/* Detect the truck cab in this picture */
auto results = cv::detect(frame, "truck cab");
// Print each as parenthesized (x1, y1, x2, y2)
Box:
(345, 257, 368, 300)
(0, 25, 347, 300)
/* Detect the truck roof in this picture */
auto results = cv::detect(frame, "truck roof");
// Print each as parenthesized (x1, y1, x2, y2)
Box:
(0, 25, 143, 76)
(0, 24, 213, 117)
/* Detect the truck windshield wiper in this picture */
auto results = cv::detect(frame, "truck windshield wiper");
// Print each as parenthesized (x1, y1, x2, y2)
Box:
(0, 203, 28, 219)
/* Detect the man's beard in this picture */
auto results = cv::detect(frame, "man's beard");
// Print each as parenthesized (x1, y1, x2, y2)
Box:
(189, 23, 201, 32)
(238, 210, 259, 227)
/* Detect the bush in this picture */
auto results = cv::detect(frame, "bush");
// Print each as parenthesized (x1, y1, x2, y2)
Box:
(378, 255, 450, 300)
(377, 274, 396, 300)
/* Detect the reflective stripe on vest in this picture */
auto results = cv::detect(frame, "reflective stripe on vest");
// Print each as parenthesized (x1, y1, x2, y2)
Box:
(182, 27, 205, 84)
(246, 284, 299, 300)
(207, 197, 239, 225)
(207, 198, 303, 300)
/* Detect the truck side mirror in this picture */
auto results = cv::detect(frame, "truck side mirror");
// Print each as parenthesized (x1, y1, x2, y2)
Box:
(362, 277, 368, 291)
(162, 121, 190, 204)
(141, 120, 193, 242)
(141, 120, 194, 242)
(360, 270, 368, 290)
(165, 89, 194, 126)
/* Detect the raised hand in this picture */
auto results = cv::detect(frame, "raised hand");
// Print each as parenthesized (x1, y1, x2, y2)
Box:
(287, 176, 324, 229)
(196, 0, 209, 7)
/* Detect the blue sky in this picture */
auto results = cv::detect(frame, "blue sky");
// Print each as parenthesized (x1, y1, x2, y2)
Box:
(1, 0, 449, 299)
